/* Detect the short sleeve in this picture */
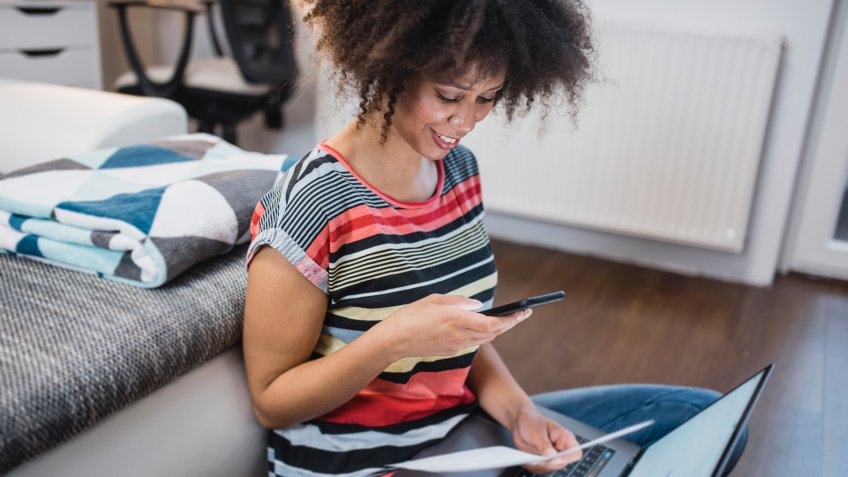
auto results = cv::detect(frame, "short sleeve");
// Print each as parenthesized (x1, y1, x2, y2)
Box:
(245, 167, 330, 294)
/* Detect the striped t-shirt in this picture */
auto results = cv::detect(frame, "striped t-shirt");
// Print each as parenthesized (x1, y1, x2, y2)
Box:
(246, 143, 497, 476)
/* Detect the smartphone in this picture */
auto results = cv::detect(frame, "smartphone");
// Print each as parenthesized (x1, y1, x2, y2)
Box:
(481, 291, 566, 316)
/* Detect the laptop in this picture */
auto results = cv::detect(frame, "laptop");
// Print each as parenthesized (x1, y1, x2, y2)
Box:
(396, 364, 773, 477)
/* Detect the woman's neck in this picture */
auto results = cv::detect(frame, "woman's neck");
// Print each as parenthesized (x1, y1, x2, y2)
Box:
(325, 120, 439, 203)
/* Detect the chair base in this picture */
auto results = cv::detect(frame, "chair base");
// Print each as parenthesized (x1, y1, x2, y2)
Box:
(197, 120, 237, 144)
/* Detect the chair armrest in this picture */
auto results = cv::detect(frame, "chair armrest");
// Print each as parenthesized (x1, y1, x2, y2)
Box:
(202, 0, 225, 57)
(109, 0, 200, 97)
(108, 0, 203, 14)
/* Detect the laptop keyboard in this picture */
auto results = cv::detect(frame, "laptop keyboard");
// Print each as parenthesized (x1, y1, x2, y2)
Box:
(512, 435, 616, 477)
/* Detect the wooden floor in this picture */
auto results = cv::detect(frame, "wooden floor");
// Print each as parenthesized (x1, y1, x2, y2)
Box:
(489, 239, 848, 477)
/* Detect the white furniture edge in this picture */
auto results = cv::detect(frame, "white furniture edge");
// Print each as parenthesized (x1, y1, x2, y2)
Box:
(7, 349, 266, 477)
(0, 78, 187, 173)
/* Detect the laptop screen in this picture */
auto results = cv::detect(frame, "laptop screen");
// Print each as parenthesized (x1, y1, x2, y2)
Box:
(628, 369, 767, 477)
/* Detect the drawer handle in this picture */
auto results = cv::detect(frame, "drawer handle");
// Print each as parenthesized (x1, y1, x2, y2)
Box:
(20, 48, 65, 58)
(15, 7, 63, 15)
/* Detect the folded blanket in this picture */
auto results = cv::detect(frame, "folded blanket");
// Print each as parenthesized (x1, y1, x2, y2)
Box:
(0, 133, 294, 287)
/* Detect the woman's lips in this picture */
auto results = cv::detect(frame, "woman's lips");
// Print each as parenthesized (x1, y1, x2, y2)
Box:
(431, 128, 460, 150)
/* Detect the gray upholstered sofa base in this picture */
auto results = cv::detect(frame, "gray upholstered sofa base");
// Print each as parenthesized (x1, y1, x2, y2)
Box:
(8, 350, 265, 477)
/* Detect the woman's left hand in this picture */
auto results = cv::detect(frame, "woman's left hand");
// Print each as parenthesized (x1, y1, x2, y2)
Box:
(511, 405, 582, 474)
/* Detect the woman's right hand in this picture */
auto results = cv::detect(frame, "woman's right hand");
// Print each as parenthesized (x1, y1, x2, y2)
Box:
(373, 294, 531, 360)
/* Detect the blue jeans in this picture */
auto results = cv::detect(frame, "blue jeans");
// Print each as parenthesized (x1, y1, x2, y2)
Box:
(531, 384, 748, 476)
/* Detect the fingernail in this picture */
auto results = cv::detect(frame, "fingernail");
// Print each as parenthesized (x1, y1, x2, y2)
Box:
(464, 300, 483, 310)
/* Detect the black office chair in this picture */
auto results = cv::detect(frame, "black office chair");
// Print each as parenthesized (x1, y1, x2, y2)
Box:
(110, 0, 298, 145)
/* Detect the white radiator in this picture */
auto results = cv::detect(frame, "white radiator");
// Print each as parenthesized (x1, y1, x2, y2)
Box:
(464, 18, 783, 253)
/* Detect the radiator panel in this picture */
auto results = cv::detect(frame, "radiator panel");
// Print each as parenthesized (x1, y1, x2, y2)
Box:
(464, 19, 783, 252)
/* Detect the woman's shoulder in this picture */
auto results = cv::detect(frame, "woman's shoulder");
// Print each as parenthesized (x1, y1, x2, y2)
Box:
(257, 146, 347, 214)
(282, 145, 345, 187)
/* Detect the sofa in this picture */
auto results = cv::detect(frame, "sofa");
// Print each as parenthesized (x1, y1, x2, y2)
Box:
(0, 79, 266, 477)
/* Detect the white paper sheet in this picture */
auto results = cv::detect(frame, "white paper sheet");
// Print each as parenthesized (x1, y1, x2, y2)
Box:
(390, 420, 653, 472)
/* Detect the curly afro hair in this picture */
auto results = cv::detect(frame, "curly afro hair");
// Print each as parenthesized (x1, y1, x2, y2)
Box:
(302, 0, 595, 142)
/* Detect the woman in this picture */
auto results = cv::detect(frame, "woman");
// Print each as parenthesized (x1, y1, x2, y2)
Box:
(243, 1, 746, 476)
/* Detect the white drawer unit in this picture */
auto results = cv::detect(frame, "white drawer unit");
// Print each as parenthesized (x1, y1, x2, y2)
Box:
(0, 48, 99, 88)
(0, 0, 102, 89)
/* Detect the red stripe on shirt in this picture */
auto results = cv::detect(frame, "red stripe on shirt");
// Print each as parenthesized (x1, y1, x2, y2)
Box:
(363, 367, 473, 400)
(327, 176, 483, 251)
(318, 383, 476, 427)
(249, 201, 266, 240)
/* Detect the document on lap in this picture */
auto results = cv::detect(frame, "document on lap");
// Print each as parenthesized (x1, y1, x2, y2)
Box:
(389, 420, 653, 472)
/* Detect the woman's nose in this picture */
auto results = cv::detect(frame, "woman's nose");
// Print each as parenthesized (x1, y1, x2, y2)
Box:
(449, 107, 474, 133)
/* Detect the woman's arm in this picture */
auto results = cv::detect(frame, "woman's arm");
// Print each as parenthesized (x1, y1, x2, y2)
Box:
(243, 246, 521, 429)
(468, 339, 582, 472)
(243, 246, 399, 428)
(467, 341, 535, 429)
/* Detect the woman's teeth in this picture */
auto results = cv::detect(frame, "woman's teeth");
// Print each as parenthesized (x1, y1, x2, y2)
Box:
(438, 134, 457, 144)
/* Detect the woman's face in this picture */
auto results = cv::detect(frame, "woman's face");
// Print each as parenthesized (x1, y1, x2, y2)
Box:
(391, 69, 506, 161)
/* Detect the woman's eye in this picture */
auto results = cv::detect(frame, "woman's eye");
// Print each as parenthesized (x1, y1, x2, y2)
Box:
(437, 92, 460, 103)
(476, 96, 495, 104)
